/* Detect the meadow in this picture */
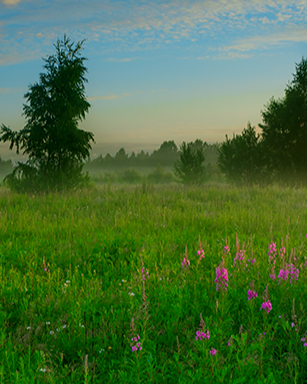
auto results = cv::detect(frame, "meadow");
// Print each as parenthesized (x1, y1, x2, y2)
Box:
(1, 181, 307, 383)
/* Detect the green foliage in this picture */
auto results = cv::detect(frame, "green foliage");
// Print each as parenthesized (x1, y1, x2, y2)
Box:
(150, 140, 179, 166)
(218, 123, 268, 186)
(120, 168, 143, 184)
(217, 57, 307, 187)
(259, 58, 307, 183)
(259, 56, 307, 186)
(173, 141, 207, 184)
(0, 35, 94, 193)
(147, 164, 175, 184)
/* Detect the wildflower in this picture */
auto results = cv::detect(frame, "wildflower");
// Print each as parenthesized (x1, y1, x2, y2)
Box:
(43, 256, 47, 272)
(260, 300, 272, 314)
(195, 329, 210, 341)
(128, 292, 135, 296)
(46, 322, 50, 325)
(234, 251, 245, 266)
(131, 335, 142, 352)
(278, 268, 289, 282)
(141, 267, 149, 281)
(280, 246, 286, 259)
(182, 245, 190, 269)
(224, 245, 230, 255)
(50, 331, 54, 335)
(39, 368, 47, 372)
(301, 338, 306, 342)
(209, 348, 217, 356)
(122, 279, 127, 283)
(182, 257, 190, 268)
(289, 264, 299, 283)
(197, 234, 205, 260)
(197, 249, 205, 260)
(215, 262, 228, 291)
(248, 289, 258, 301)
(268, 243, 277, 258)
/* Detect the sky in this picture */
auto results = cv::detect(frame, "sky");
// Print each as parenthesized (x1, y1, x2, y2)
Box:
(1, 0, 307, 160)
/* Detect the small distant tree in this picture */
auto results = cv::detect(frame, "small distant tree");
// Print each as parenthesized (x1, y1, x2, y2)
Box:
(0, 34, 94, 192)
(114, 148, 128, 166)
(173, 141, 207, 184)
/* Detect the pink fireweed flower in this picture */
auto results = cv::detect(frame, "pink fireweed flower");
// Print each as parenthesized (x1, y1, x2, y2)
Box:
(234, 251, 245, 267)
(279, 246, 286, 259)
(197, 234, 205, 260)
(268, 242, 277, 258)
(278, 268, 289, 282)
(182, 257, 190, 269)
(209, 348, 217, 356)
(248, 289, 258, 301)
(141, 267, 149, 281)
(289, 264, 299, 283)
(131, 334, 142, 352)
(224, 245, 230, 255)
(197, 249, 205, 260)
(260, 300, 272, 314)
(215, 266, 229, 291)
(196, 329, 210, 341)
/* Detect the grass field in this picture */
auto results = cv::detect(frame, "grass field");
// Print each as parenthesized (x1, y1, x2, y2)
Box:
(1, 182, 307, 383)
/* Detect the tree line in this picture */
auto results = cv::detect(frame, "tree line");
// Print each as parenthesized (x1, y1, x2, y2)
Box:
(0, 34, 306, 191)
(85, 140, 220, 168)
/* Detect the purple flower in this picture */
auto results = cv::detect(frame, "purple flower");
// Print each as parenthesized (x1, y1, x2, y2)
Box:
(260, 300, 272, 314)
(131, 334, 142, 352)
(215, 266, 228, 291)
(196, 329, 210, 341)
(209, 348, 217, 356)
(234, 251, 244, 266)
(278, 268, 289, 281)
(182, 257, 190, 269)
(268, 243, 277, 256)
(248, 289, 258, 301)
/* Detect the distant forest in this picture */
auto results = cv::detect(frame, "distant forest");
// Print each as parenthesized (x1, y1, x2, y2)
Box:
(84, 140, 220, 169)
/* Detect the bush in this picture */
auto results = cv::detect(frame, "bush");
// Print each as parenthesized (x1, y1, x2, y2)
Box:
(147, 164, 176, 184)
(120, 168, 143, 184)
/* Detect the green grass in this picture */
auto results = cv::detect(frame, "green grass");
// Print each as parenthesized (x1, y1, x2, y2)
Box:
(1, 182, 307, 383)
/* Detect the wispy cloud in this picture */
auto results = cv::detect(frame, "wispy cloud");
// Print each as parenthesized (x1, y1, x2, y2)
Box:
(87, 93, 132, 101)
(106, 57, 132, 62)
(1, 0, 307, 65)
(220, 26, 307, 54)
(0, 87, 12, 93)
(1, 0, 22, 5)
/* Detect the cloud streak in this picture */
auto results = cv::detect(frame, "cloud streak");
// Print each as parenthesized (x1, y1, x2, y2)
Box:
(87, 93, 132, 101)
(1, 0, 22, 5)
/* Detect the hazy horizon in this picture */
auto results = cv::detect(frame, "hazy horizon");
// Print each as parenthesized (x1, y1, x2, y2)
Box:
(1, 0, 306, 151)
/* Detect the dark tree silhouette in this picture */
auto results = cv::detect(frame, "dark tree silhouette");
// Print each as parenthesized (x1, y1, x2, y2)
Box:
(259, 56, 307, 185)
(173, 141, 206, 184)
(218, 122, 268, 185)
(0, 35, 94, 192)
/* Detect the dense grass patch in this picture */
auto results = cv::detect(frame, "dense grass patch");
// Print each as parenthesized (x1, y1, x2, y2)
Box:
(1, 183, 307, 383)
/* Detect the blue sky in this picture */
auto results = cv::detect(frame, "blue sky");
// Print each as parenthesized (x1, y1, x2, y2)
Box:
(1, 0, 307, 159)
